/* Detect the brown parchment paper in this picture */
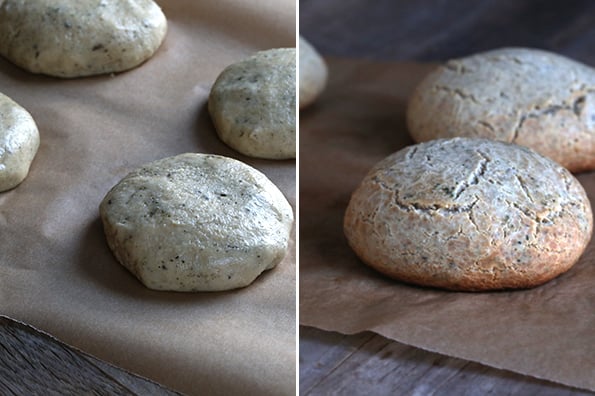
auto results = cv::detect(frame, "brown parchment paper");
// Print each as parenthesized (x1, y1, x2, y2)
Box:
(0, 1, 295, 395)
(299, 59, 595, 392)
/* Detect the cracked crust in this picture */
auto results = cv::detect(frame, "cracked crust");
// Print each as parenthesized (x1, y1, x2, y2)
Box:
(344, 138, 593, 291)
(407, 47, 595, 172)
(299, 36, 327, 109)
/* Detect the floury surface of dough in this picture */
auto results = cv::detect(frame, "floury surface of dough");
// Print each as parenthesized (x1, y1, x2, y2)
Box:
(0, 92, 39, 192)
(0, 0, 167, 77)
(100, 153, 294, 292)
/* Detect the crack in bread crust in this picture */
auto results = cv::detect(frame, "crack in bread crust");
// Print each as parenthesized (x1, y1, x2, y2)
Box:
(407, 48, 595, 172)
(344, 138, 593, 291)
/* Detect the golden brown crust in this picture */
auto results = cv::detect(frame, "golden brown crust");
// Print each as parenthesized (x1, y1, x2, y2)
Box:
(407, 47, 595, 173)
(344, 138, 593, 291)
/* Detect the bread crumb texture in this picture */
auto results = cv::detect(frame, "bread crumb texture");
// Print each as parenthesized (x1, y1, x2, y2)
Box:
(208, 48, 296, 159)
(344, 138, 593, 291)
(0, 92, 39, 192)
(100, 153, 294, 292)
(0, 0, 167, 77)
(299, 36, 327, 109)
(407, 47, 595, 172)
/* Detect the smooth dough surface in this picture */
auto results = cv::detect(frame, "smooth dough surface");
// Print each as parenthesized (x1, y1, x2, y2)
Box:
(0, 0, 167, 78)
(407, 47, 595, 172)
(299, 36, 327, 109)
(0, 93, 39, 192)
(208, 48, 296, 159)
(100, 153, 294, 292)
(344, 138, 593, 291)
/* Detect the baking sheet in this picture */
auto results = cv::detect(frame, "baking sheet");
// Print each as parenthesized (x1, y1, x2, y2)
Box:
(0, 1, 295, 395)
(299, 58, 595, 391)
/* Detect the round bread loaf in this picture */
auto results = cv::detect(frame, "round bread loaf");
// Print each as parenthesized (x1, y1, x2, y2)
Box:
(0, 93, 39, 192)
(208, 48, 296, 160)
(0, 0, 167, 78)
(344, 138, 593, 291)
(407, 47, 595, 172)
(99, 153, 294, 292)
(299, 36, 327, 109)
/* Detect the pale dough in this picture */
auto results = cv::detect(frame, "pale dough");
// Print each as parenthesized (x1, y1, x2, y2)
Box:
(0, 0, 167, 78)
(299, 36, 327, 109)
(100, 153, 294, 292)
(0, 93, 39, 192)
(208, 48, 296, 160)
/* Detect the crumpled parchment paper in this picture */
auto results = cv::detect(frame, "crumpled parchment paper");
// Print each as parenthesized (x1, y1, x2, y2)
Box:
(0, 1, 295, 395)
(300, 58, 595, 392)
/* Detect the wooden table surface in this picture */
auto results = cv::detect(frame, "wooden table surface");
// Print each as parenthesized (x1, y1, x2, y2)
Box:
(3, 1, 595, 395)
(0, 316, 180, 395)
(300, 1, 595, 395)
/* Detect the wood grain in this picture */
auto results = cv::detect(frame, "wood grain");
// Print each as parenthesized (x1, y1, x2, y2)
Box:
(299, 1, 595, 394)
(300, 0, 595, 65)
(300, 326, 594, 396)
(0, 316, 181, 396)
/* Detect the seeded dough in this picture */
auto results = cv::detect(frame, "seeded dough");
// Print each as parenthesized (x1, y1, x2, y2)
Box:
(299, 36, 327, 109)
(208, 48, 296, 159)
(344, 138, 593, 291)
(0, 93, 39, 192)
(99, 153, 294, 292)
(407, 47, 595, 172)
(0, 0, 167, 78)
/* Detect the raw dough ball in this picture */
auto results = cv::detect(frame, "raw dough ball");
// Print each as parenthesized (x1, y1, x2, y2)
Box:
(0, 0, 167, 78)
(344, 138, 593, 291)
(100, 153, 294, 292)
(407, 47, 595, 172)
(299, 36, 327, 109)
(208, 48, 296, 159)
(0, 93, 39, 192)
